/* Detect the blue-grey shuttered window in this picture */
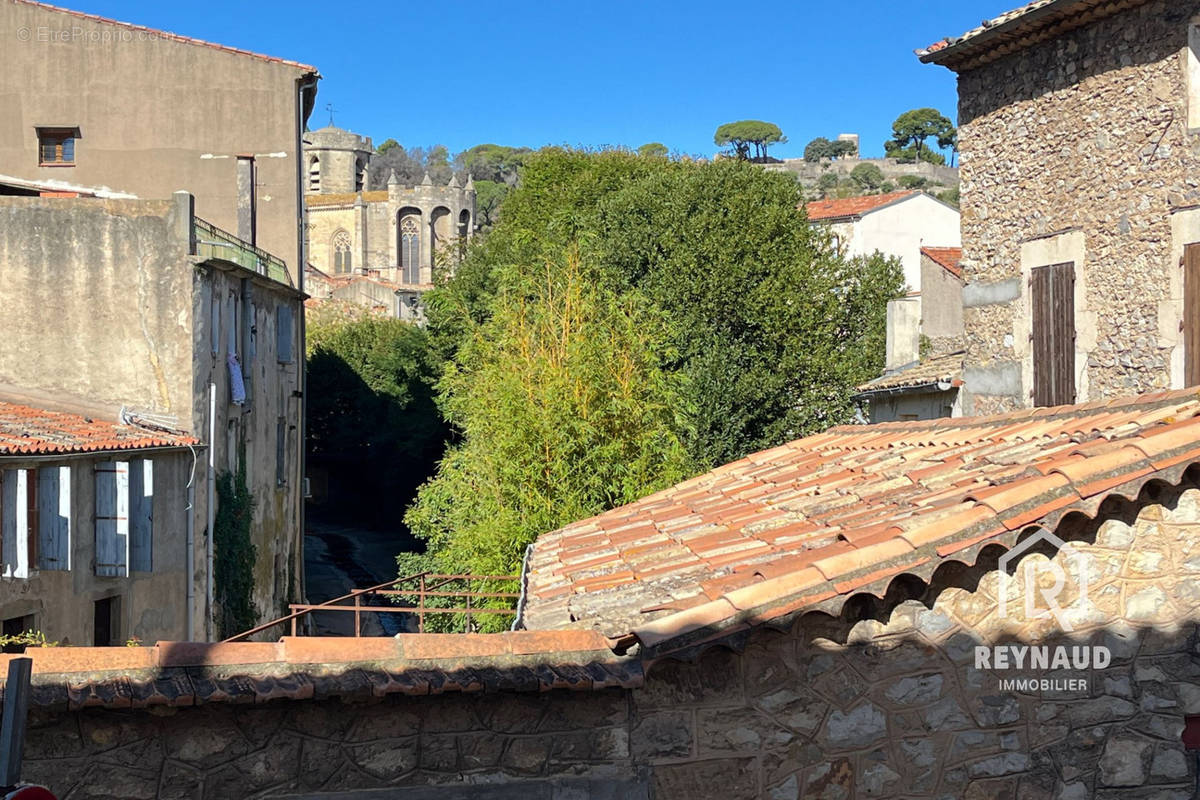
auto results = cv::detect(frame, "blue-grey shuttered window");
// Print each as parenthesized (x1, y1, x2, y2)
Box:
(277, 304, 294, 364)
(95, 462, 129, 577)
(129, 460, 153, 572)
(36, 466, 70, 571)
(1, 470, 30, 579)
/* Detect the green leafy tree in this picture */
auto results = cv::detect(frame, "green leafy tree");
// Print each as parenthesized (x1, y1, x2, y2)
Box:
(898, 175, 929, 190)
(472, 179, 509, 229)
(804, 137, 857, 163)
(850, 163, 885, 191)
(714, 120, 787, 161)
(457, 144, 530, 185)
(306, 318, 447, 529)
(415, 150, 904, 580)
(638, 142, 669, 158)
(816, 171, 839, 197)
(884, 108, 956, 165)
(376, 138, 401, 156)
(405, 247, 693, 579)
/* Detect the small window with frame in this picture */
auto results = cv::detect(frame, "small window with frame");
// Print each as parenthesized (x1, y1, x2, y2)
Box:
(37, 127, 79, 166)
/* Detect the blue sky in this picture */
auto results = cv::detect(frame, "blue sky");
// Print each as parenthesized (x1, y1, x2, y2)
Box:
(73, 1, 1009, 159)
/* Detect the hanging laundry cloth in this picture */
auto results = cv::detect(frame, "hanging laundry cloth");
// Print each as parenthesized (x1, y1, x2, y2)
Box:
(227, 352, 247, 405)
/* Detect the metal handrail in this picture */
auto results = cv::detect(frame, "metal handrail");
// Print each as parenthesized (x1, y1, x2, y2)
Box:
(222, 572, 519, 642)
(193, 217, 294, 287)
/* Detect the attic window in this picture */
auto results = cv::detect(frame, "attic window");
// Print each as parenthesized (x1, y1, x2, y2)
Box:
(1190, 24, 1200, 130)
(37, 127, 78, 166)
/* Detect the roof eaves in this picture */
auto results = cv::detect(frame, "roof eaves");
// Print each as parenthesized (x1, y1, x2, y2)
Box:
(916, 0, 1151, 72)
(14, 0, 319, 73)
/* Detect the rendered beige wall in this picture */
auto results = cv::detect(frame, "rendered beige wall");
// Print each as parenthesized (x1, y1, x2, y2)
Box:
(0, 0, 313, 271)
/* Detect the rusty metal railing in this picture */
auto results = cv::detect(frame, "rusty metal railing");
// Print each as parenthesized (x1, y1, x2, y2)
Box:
(194, 216, 294, 287)
(222, 572, 520, 642)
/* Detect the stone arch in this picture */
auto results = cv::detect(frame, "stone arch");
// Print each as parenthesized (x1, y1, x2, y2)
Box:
(431, 206, 452, 251)
(398, 207, 422, 284)
(458, 209, 471, 239)
(331, 229, 352, 274)
(307, 155, 320, 193)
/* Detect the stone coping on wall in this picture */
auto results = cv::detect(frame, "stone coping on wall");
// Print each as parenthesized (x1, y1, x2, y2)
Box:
(2, 632, 642, 711)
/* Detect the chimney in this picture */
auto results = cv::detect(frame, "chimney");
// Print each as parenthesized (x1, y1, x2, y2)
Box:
(885, 298, 921, 372)
(236, 155, 256, 245)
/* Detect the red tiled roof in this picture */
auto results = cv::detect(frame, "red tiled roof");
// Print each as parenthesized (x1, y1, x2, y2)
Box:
(804, 190, 917, 221)
(524, 389, 1200, 652)
(14, 0, 318, 73)
(12, 633, 640, 710)
(0, 402, 197, 455)
(921, 246, 963, 278)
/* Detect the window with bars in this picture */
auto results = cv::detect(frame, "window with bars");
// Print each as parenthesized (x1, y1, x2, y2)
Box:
(37, 127, 77, 165)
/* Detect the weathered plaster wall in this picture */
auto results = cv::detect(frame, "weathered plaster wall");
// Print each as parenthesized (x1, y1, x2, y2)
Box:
(849, 195, 961, 295)
(956, 0, 1200, 414)
(0, 197, 194, 420)
(0, 1, 312, 272)
(21, 485, 1200, 798)
(919, 252, 964, 349)
(194, 266, 304, 631)
(0, 451, 192, 646)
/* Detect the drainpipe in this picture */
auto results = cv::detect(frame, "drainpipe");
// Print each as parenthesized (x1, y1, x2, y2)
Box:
(295, 73, 318, 611)
(206, 382, 217, 640)
(186, 480, 195, 641)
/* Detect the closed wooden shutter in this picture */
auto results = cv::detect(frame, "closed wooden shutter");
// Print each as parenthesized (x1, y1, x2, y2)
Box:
(277, 305, 294, 364)
(1, 470, 29, 579)
(129, 460, 153, 572)
(1185, 244, 1200, 386)
(95, 462, 129, 577)
(1032, 262, 1076, 407)
(37, 466, 70, 571)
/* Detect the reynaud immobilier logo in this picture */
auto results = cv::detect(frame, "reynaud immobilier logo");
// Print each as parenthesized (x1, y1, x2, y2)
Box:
(973, 527, 1109, 693)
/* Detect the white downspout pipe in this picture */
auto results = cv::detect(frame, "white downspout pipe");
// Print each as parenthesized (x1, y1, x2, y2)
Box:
(206, 382, 217, 640)
(186, 480, 195, 641)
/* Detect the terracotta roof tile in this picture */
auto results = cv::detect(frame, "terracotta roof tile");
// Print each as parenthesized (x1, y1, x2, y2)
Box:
(524, 388, 1200, 646)
(921, 246, 964, 278)
(0, 401, 197, 455)
(804, 190, 918, 222)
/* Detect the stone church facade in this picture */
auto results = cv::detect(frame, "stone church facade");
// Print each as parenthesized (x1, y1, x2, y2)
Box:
(303, 125, 476, 317)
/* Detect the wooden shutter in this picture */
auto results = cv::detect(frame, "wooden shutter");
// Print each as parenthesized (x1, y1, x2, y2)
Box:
(1032, 262, 1076, 407)
(129, 460, 153, 572)
(37, 466, 70, 571)
(277, 304, 294, 363)
(1, 470, 29, 579)
(1185, 244, 1200, 387)
(95, 462, 129, 577)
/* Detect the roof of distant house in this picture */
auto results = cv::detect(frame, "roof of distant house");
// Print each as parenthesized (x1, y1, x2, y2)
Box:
(854, 350, 965, 395)
(0, 401, 197, 456)
(0, 174, 137, 199)
(921, 246, 963, 279)
(306, 191, 389, 207)
(804, 190, 918, 222)
(524, 388, 1200, 654)
(14, 0, 318, 73)
(917, 0, 1152, 71)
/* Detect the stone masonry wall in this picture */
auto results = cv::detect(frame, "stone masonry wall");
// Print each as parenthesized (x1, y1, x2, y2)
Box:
(956, 0, 1200, 414)
(21, 487, 1200, 798)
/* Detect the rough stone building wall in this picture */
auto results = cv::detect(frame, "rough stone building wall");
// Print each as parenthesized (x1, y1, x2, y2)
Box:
(21, 484, 1200, 798)
(956, 0, 1200, 414)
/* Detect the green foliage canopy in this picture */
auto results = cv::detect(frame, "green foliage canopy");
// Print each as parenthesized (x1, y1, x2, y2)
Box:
(409, 149, 904, 578)
(850, 162, 885, 191)
(714, 120, 787, 160)
(804, 137, 856, 163)
(884, 108, 956, 165)
(637, 142, 669, 158)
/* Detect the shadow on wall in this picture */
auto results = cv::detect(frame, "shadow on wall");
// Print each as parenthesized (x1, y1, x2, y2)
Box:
(15, 475, 1200, 798)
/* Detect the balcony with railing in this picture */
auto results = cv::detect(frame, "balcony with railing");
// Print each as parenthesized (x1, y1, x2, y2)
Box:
(193, 217, 293, 287)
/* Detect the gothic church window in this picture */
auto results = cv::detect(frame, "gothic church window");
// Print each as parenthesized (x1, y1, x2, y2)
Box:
(332, 230, 352, 274)
(400, 214, 421, 284)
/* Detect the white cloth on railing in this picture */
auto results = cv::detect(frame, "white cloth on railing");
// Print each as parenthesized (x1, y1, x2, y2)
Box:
(227, 353, 246, 405)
